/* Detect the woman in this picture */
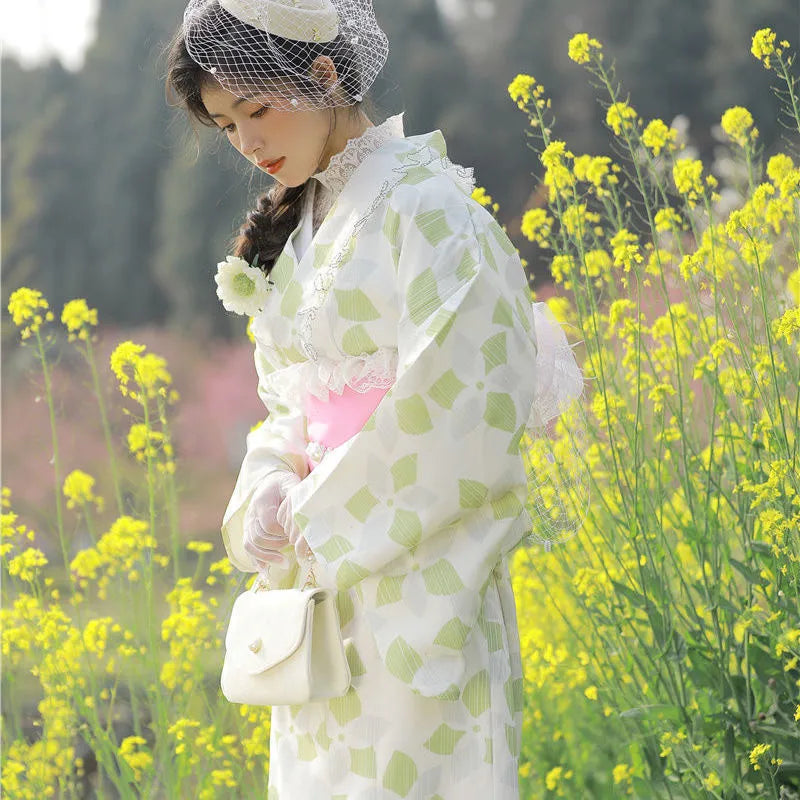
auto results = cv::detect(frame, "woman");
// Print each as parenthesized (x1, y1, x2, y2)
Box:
(166, 1, 584, 796)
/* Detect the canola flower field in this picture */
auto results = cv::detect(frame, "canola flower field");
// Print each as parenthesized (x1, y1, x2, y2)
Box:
(3, 29, 800, 799)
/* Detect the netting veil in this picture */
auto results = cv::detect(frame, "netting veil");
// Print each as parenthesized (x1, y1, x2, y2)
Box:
(182, 0, 389, 111)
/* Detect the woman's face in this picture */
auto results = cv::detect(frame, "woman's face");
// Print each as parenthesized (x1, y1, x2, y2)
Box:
(201, 82, 333, 188)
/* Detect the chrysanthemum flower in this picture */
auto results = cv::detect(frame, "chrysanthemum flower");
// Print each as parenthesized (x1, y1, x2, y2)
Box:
(214, 255, 272, 316)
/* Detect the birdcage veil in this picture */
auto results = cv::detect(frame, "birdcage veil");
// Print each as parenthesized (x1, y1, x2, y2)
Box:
(182, 0, 388, 112)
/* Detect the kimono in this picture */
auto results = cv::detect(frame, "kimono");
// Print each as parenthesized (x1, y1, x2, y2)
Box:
(221, 117, 541, 799)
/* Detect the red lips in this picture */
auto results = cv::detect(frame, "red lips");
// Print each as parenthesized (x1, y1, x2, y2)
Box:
(258, 156, 285, 174)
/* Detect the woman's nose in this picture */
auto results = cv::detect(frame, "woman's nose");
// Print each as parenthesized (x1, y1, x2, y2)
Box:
(238, 124, 265, 157)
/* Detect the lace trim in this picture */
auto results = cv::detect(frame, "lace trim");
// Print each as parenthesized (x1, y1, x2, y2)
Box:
(313, 114, 405, 197)
(260, 349, 398, 409)
(299, 140, 467, 362)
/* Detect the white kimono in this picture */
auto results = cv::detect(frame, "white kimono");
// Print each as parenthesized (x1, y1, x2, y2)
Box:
(222, 115, 540, 799)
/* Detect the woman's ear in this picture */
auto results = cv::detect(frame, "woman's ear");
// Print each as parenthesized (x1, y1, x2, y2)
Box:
(310, 55, 338, 89)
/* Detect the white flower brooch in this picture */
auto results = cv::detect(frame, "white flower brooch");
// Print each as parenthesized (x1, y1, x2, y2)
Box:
(214, 255, 272, 316)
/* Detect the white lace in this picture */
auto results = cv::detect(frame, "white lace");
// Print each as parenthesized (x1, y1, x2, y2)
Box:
(312, 113, 405, 230)
(260, 348, 398, 411)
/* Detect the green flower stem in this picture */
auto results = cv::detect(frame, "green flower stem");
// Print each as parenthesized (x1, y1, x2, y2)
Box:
(34, 328, 67, 569)
(157, 395, 181, 582)
(137, 390, 171, 775)
(85, 337, 124, 516)
(776, 52, 800, 135)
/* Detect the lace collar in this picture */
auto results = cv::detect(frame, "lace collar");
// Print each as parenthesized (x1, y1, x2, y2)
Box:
(312, 113, 405, 197)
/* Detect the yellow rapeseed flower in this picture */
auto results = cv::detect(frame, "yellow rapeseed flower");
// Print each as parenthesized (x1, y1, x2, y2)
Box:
(62, 469, 103, 511)
(7, 548, 48, 582)
(720, 106, 758, 147)
(703, 772, 722, 790)
(187, 541, 213, 554)
(584, 249, 612, 281)
(118, 736, 153, 782)
(110, 341, 173, 402)
(110, 341, 146, 396)
(749, 742, 771, 770)
(773, 307, 800, 344)
(767, 153, 795, 185)
(471, 186, 498, 211)
(751, 28, 777, 68)
(7, 287, 54, 340)
(568, 33, 603, 65)
(787, 268, 800, 306)
(654, 208, 683, 233)
(521, 208, 553, 245)
(60, 299, 98, 342)
(672, 158, 705, 206)
(540, 141, 575, 200)
(606, 102, 638, 136)
(641, 119, 678, 156)
(508, 74, 545, 111)
(572, 154, 617, 197)
(613, 763, 634, 783)
(610, 229, 643, 272)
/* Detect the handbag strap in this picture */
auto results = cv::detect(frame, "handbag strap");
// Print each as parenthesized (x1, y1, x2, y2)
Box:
(255, 553, 318, 592)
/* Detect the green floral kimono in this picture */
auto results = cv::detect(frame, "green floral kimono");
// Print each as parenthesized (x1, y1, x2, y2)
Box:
(222, 120, 539, 799)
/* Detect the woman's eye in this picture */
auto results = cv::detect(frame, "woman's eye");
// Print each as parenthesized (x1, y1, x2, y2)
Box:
(219, 123, 235, 134)
(252, 106, 268, 118)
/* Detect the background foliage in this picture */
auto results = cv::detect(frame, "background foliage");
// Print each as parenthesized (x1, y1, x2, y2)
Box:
(1, 0, 797, 334)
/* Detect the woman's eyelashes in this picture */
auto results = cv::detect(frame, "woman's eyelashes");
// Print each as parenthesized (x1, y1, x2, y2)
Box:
(217, 105, 269, 135)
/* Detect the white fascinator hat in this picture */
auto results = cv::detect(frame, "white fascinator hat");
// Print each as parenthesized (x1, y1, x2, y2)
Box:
(182, 0, 389, 111)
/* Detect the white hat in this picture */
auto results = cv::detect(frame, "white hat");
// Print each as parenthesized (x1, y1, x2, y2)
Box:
(183, 0, 389, 111)
(219, 0, 339, 44)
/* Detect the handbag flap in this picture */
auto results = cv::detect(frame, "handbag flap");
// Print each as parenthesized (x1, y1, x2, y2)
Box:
(225, 587, 323, 674)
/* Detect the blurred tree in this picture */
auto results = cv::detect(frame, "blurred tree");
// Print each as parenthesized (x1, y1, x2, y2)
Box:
(2, 0, 798, 330)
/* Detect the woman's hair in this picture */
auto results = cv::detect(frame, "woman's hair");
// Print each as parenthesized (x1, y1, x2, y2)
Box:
(165, 2, 365, 275)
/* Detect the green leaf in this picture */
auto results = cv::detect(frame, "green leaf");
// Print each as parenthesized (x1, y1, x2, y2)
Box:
(610, 580, 648, 610)
(729, 557, 768, 587)
(618, 704, 682, 722)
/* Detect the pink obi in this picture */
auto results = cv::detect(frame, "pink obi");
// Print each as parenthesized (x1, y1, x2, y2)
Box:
(304, 384, 390, 471)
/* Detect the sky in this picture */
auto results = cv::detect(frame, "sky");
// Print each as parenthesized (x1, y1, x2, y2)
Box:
(0, 0, 99, 71)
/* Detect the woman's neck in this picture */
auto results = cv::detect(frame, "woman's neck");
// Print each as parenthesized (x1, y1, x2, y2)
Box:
(317, 110, 374, 172)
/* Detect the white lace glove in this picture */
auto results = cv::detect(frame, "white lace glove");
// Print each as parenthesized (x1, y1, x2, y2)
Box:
(277, 491, 312, 562)
(242, 470, 301, 570)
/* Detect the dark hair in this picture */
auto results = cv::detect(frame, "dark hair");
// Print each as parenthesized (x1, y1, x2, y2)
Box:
(165, 2, 365, 274)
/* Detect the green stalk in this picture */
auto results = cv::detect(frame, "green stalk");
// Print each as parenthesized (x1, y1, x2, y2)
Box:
(85, 337, 124, 516)
(34, 328, 66, 569)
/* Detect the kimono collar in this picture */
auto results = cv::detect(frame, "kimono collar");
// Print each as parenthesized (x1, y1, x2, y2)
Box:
(312, 113, 406, 198)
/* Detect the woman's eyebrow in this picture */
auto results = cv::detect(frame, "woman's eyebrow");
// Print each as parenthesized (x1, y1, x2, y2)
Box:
(209, 97, 248, 119)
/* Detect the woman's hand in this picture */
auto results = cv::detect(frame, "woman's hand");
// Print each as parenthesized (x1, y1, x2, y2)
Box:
(277, 493, 311, 562)
(242, 470, 301, 570)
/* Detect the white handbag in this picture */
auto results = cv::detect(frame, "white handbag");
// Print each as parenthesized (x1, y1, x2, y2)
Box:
(220, 562, 351, 706)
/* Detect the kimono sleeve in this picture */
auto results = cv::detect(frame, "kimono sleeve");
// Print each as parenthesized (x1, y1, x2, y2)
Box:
(287, 184, 539, 699)
(220, 348, 310, 573)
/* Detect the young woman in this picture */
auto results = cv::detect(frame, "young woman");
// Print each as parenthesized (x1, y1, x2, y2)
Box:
(167, 1, 584, 796)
